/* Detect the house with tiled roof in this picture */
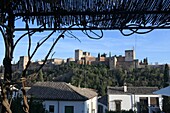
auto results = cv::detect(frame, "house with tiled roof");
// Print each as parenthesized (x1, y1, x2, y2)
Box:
(27, 82, 98, 113)
(98, 85, 162, 113)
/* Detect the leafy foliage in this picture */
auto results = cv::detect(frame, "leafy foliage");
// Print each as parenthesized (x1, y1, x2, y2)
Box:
(163, 64, 169, 87)
(162, 64, 170, 113)
(11, 97, 24, 113)
(26, 62, 165, 96)
(162, 96, 170, 112)
(37, 69, 44, 82)
(11, 97, 47, 113)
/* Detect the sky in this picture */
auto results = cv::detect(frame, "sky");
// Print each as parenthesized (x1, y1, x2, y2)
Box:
(0, 22, 170, 65)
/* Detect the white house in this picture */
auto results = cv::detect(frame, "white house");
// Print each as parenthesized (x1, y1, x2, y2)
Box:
(27, 82, 98, 113)
(107, 85, 162, 113)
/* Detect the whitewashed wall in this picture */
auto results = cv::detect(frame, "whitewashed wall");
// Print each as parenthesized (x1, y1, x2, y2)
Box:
(86, 96, 98, 113)
(134, 94, 162, 111)
(43, 101, 59, 113)
(43, 96, 98, 113)
(44, 100, 84, 113)
(108, 94, 132, 111)
(108, 94, 162, 112)
(59, 101, 85, 113)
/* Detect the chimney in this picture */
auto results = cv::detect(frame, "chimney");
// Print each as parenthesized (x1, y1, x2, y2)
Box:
(124, 83, 127, 92)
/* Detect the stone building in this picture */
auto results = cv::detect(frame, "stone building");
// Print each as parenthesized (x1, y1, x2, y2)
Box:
(98, 85, 162, 113)
(27, 82, 98, 113)
(74, 49, 140, 69)
(18, 56, 29, 71)
(75, 49, 96, 65)
(12, 56, 66, 72)
(108, 49, 139, 69)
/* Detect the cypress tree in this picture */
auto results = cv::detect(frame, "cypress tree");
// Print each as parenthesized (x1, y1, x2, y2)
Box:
(163, 64, 169, 87)
(163, 64, 170, 113)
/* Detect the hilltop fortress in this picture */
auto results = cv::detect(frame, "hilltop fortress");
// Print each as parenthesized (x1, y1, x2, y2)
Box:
(74, 49, 148, 69)
(8, 49, 148, 73)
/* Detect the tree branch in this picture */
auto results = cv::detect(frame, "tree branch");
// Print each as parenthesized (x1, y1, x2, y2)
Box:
(0, 26, 8, 55)
(82, 29, 103, 39)
(17, 23, 104, 113)
(22, 30, 55, 77)
(13, 30, 35, 49)
(1, 84, 12, 113)
(34, 24, 80, 74)
(66, 30, 81, 42)
(35, 33, 64, 74)
(13, 24, 45, 49)
(26, 21, 31, 58)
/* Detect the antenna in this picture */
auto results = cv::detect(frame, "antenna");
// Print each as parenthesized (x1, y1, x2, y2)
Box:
(133, 35, 137, 60)
(135, 35, 137, 53)
(133, 34, 137, 53)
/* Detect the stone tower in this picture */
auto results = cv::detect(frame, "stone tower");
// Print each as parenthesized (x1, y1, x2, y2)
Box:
(109, 56, 117, 70)
(75, 49, 83, 61)
(18, 56, 29, 71)
(125, 50, 135, 62)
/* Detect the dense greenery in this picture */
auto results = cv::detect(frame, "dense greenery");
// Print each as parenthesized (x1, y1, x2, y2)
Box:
(163, 64, 169, 87)
(10, 62, 169, 113)
(26, 62, 165, 96)
(11, 97, 47, 113)
(162, 64, 170, 113)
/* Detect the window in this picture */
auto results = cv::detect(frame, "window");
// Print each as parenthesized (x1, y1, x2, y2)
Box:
(150, 97, 159, 107)
(128, 52, 130, 57)
(114, 100, 122, 111)
(139, 97, 148, 113)
(65, 106, 74, 113)
(49, 105, 54, 113)
(92, 109, 95, 113)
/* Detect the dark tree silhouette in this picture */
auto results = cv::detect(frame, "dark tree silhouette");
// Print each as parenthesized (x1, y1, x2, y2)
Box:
(163, 64, 169, 87)
(162, 64, 170, 113)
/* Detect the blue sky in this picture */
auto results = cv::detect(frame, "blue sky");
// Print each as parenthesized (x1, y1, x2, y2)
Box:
(0, 25, 170, 65)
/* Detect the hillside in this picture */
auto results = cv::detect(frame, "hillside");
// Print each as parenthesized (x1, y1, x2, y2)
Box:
(25, 62, 165, 96)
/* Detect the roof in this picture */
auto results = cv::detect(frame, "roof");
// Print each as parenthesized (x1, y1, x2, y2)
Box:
(2, 0, 170, 30)
(153, 86, 170, 96)
(27, 82, 97, 101)
(108, 86, 159, 95)
(125, 50, 134, 52)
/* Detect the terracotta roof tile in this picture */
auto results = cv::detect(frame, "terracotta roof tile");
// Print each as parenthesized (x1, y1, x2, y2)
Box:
(27, 82, 97, 100)
(108, 86, 158, 95)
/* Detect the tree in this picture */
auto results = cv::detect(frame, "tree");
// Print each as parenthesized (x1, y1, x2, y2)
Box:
(11, 96, 47, 113)
(29, 97, 46, 113)
(11, 97, 23, 113)
(162, 64, 170, 113)
(0, 1, 103, 112)
(37, 70, 44, 82)
(163, 64, 169, 87)
(162, 96, 170, 113)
